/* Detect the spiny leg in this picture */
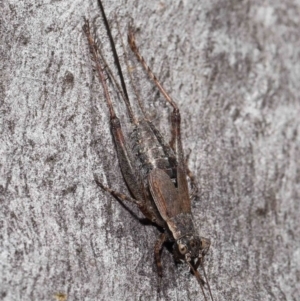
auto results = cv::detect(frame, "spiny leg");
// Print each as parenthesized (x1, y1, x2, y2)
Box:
(95, 41, 129, 117)
(83, 18, 136, 124)
(128, 28, 178, 112)
(128, 28, 190, 208)
(109, 14, 174, 161)
(115, 17, 177, 165)
(97, 0, 131, 112)
(128, 28, 179, 155)
(154, 232, 167, 293)
(83, 20, 148, 205)
(84, 20, 117, 120)
(127, 29, 179, 154)
(94, 175, 157, 223)
(128, 28, 184, 161)
(115, 15, 147, 116)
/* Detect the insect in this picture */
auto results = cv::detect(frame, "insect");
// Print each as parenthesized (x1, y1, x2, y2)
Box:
(83, 1, 213, 300)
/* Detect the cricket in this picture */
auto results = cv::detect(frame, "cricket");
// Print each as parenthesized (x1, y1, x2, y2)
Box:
(83, 1, 213, 300)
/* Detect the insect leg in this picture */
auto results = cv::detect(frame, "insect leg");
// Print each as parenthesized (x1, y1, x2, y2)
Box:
(128, 28, 179, 112)
(94, 175, 157, 223)
(83, 20, 152, 214)
(154, 233, 167, 278)
(115, 19, 176, 166)
(128, 28, 190, 206)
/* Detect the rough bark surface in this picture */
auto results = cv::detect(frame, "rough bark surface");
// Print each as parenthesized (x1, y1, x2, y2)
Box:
(1, 0, 299, 300)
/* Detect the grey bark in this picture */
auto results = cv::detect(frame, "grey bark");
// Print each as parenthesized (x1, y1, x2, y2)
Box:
(1, 0, 299, 300)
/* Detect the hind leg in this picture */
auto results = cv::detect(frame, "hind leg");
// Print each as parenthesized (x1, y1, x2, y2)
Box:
(128, 29, 191, 210)
(84, 20, 156, 219)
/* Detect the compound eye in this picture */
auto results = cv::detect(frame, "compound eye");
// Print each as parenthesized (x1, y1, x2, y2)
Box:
(178, 244, 187, 255)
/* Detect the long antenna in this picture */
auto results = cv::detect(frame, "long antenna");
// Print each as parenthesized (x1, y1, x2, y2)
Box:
(187, 261, 208, 301)
(200, 260, 214, 301)
(97, 0, 129, 102)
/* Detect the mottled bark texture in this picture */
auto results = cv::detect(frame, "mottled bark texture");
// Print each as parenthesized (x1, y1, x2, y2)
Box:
(1, 1, 299, 300)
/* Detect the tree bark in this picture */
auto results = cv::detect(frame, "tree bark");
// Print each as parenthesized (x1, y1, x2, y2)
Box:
(1, 0, 299, 300)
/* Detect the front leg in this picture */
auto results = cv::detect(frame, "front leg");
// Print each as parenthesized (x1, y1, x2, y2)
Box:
(154, 233, 167, 294)
(154, 233, 167, 278)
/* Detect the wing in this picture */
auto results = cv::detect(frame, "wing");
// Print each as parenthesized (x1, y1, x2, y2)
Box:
(149, 168, 190, 220)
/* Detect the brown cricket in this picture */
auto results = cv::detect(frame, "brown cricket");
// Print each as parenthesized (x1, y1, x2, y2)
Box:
(83, 1, 213, 300)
